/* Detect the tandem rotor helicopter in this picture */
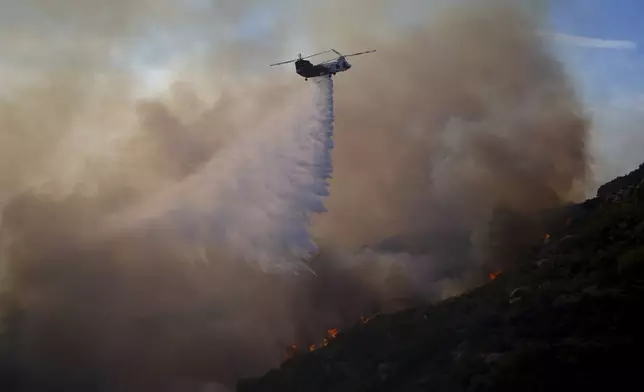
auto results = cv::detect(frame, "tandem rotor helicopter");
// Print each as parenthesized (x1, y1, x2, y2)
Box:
(269, 48, 376, 80)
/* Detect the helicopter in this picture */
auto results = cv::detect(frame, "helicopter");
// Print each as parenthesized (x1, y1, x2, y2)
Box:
(269, 49, 376, 80)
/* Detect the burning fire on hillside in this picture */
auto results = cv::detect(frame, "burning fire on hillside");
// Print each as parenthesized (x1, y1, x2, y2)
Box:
(306, 328, 340, 353)
(288, 316, 379, 357)
(489, 271, 503, 280)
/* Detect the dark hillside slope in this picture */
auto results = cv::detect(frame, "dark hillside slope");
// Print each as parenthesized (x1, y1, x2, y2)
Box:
(238, 163, 644, 392)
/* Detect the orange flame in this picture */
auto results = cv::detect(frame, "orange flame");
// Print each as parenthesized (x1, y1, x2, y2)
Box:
(544, 233, 551, 241)
(298, 328, 340, 355)
(489, 270, 503, 280)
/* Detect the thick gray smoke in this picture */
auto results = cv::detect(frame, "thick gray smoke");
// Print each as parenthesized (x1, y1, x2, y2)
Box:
(314, 1, 589, 248)
(104, 77, 335, 273)
(0, 0, 591, 390)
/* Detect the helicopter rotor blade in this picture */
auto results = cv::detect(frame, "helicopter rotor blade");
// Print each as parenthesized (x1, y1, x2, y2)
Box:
(343, 49, 377, 58)
(319, 49, 375, 65)
(269, 59, 297, 66)
(302, 49, 333, 60)
(269, 50, 333, 66)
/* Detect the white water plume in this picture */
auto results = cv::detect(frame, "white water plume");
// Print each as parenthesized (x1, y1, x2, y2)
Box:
(108, 76, 336, 273)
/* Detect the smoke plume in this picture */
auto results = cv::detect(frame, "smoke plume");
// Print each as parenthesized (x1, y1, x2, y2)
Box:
(103, 76, 335, 274)
(0, 0, 590, 390)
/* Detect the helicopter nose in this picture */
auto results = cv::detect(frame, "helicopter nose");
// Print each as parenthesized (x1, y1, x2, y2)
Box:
(346, 63, 351, 68)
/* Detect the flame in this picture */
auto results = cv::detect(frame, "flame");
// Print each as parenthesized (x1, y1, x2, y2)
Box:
(293, 327, 341, 356)
(544, 233, 551, 241)
(292, 317, 377, 358)
(287, 315, 381, 358)
(489, 270, 503, 280)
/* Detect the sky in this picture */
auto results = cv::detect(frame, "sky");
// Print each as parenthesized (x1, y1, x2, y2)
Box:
(129, 0, 644, 109)
(231, 0, 644, 186)
(549, 0, 643, 41)
(119, 0, 644, 190)
(542, 0, 644, 183)
(547, 0, 644, 99)
(2, 0, 642, 188)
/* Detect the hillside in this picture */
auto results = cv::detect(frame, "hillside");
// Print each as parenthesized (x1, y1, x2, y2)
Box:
(237, 163, 644, 392)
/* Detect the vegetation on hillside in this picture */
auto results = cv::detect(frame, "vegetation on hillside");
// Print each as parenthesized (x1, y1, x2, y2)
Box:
(238, 163, 644, 392)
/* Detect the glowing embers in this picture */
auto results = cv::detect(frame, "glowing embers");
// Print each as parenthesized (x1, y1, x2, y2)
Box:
(287, 314, 379, 358)
(308, 328, 340, 352)
(489, 270, 503, 280)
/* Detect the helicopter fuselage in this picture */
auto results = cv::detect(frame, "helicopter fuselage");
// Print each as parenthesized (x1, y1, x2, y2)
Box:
(295, 57, 352, 80)
(270, 48, 373, 80)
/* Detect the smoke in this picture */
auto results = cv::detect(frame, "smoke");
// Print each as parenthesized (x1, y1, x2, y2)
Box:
(102, 76, 335, 273)
(0, 0, 591, 390)
(314, 0, 589, 247)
